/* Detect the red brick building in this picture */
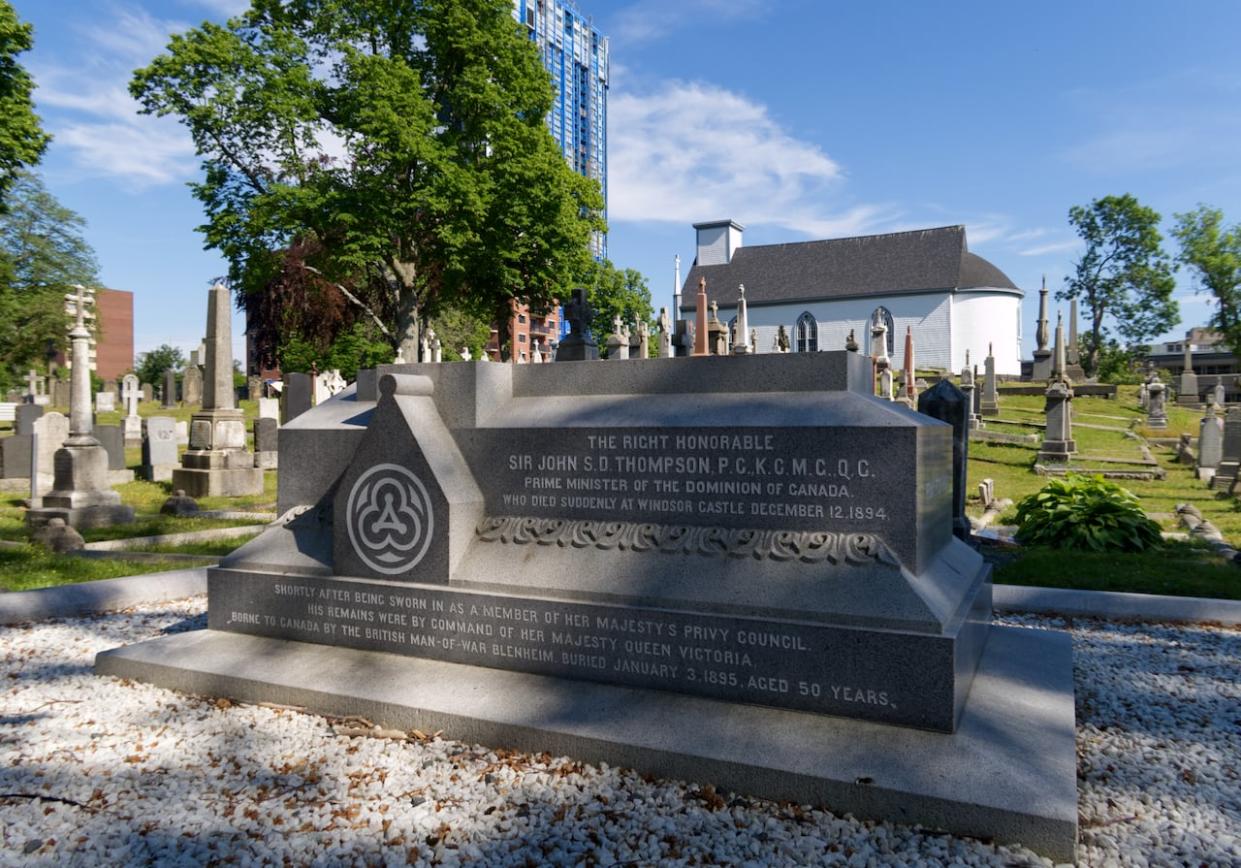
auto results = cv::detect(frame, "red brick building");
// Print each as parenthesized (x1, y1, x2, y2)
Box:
(60, 287, 134, 380)
(485, 300, 562, 362)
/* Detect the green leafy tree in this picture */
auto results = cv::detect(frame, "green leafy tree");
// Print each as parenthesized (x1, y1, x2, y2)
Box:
(131, 0, 604, 365)
(430, 306, 491, 361)
(1059, 194, 1178, 377)
(0, 171, 100, 390)
(1172, 205, 1241, 357)
(279, 322, 391, 381)
(580, 259, 654, 356)
(0, 2, 49, 209)
(135, 344, 184, 387)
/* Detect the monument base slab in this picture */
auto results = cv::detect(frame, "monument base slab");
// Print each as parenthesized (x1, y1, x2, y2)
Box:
(171, 465, 264, 497)
(26, 503, 135, 530)
(96, 624, 1077, 863)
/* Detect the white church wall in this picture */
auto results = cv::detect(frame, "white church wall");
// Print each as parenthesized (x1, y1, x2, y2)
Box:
(735, 293, 954, 369)
(951, 290, 1023, 376)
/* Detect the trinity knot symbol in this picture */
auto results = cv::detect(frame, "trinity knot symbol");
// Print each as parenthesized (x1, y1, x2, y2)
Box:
(346, 463, 434, 575)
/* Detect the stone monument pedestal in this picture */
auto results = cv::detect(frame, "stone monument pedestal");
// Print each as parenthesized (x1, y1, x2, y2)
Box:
(171, 409, 264, 497)
(1031, 350, 1052, 380)
(26, 441, 135, 529)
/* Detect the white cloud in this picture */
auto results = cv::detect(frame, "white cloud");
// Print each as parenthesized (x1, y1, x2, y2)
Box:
(33, 3, 198, 187)
(612, 0, 766, 45)
(181, 0, 250, 16)
(609, 80, 896, 237)
(1018, 239, 1081, 257)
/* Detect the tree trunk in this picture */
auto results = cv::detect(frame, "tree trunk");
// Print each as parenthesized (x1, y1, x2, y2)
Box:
(1086, 307, 1105, 377)
(493, 299, 512, 363)
(397, 292, 420, 362)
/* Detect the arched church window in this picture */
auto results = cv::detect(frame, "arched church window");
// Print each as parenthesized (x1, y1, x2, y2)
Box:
(796, 312, 818, 352)
(869, 307, 895, 356)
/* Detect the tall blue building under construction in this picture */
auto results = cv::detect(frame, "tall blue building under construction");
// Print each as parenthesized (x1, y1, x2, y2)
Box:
(511, 0, 609, 257)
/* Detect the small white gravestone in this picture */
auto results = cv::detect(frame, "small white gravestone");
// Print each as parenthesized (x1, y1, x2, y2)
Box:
(314, 369, 348, 404)
(96, 391, 116, 413)
(461, 347, 472, 362)
(175, 420, 189, 446)
(121, 373, 142, 441)
(258, 397, 280, 421)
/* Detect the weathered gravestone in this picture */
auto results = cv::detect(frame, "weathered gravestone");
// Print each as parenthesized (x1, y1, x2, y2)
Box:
(253, 417, 278, 469)
(1198, 405, 1224, 480)
(121, 374, 142, 442)
(182, 366, 203, 406)
(282, 373, 313, 424)
(258, 397, 279, 421)
(142, 417, 179, 482)
(99, 352, 1079, 861)
(162, 368, 178, 408)
(1211, 407, 1241, 491)
(141, 383, 153, 403)
(52, 378, 71, 409)
(248, 375, 262, 401)
(95, 391, 116, 413)
(15, 404, 43, 436)
(94, 425, 126, 471)
(30, 412, 71, 499)
(1, 433, 31, 479)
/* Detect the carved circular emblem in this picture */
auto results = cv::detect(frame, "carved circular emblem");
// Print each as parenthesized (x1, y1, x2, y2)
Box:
(346, 463, 434, 574)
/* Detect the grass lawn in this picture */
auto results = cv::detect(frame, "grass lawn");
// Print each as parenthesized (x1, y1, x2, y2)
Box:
(971, 385, 1241, 542)
(0, 545, 208, 592)
(991, 541, 1240, 600)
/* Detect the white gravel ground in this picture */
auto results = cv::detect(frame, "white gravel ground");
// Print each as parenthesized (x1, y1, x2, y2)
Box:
(0, 600, 1237, 867)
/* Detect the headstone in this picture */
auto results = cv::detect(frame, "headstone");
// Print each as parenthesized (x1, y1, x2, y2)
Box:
(731, 285, 752, 355)
(918, 377, 971, 542)
(980, 344, 999, 416)
(673, 319, 694, 357)
(141, 383, 154, 403)
(121, 373, 142, 442)
(657, 307, 672, 358)
(1147, 377, 1168, 430)
(248, 375, 262, 401)
(872, 321, 892, 400)
(1, 434, 31, 479)
(1037, 381, 1076, 463)
(175, 420, 189, 446)
(1178, 343, 1199, 406)
(960, 359, 982, 430)
(461, 347, 472, 362)
(606, 315, 628, 361)
(282, 373, 314, 423)
(142, 416, 179, 481)
(25, 369, 38, 402)
(1211, 407, 1241, 491)
(191, 354, 993, 736)
(900, 326, 916, 405)
(258, 397, 279, 421)
(1138, 382, 1149, 410)
(171, 284, 264, 497)
(95, 391, 116, 413)
(635, 320, 650, 360)
(254, 417, 278, 470)
(315, 369, 347, 404)
(104, 379, 119, 400)
(182, 366, 203, 406)
(163, 368, 178, 408)
(1038, 317, 1076, 463)
(28, 409, 88, 506)
(706, 300, 727, 355)
(52, 378, 71, 408)
(94, 425, 126, 471)
(693, 278, 710, 356)
(15, 403, 43, 436)
(558, 288, 600, 362)
(1214, 382, 1226, 407)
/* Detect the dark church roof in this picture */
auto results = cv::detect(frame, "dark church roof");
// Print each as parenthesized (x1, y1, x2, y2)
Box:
(678, 225, 1019, 313)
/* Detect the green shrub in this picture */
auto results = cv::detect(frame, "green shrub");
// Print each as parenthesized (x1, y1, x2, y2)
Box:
(1014, 474, 1162, 552)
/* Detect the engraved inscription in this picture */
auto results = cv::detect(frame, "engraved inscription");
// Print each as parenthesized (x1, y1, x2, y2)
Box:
(475, 516, 899, 566)
(208, 575, 962, 729)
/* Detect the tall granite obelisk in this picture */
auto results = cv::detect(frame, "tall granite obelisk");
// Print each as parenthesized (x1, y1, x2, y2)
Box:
(172, 284, 264, 497)
(26, 287, 134, 529)
(1031, 276, 1052, 380)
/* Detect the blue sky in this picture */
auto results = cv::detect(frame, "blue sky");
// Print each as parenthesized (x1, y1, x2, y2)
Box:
(14, 0, 1241, 365)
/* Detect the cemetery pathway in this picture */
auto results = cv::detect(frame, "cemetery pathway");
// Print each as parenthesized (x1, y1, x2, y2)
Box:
(0, 601, 1237, 866)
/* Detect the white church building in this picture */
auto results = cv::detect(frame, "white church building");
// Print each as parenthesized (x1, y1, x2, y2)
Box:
(677, 221, 1024, 375)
